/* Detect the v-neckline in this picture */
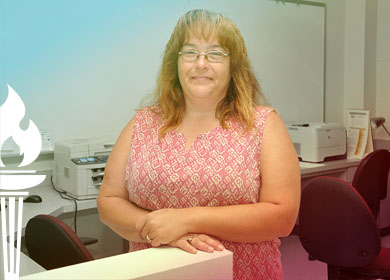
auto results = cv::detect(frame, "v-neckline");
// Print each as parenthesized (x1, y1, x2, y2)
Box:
(172, 125, 222, 153)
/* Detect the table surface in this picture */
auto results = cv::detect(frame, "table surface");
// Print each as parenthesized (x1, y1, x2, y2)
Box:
(20, 158, 360, 231)
(20, 247, 233, 280)
(299, 158, 360, 175)
(21, 186, 96, 230)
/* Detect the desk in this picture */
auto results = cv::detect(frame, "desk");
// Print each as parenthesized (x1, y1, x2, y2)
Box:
(16, 158, 362, 232)
(0, 186, 97, 278)
(21, 185, 96, 232)
(1, 158, 361, 279)
(300, 158, 360, 189)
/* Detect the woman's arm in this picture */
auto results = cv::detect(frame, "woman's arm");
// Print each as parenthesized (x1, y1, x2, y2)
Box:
(136, 111, 301, 245)
(97, 117, 149, 242)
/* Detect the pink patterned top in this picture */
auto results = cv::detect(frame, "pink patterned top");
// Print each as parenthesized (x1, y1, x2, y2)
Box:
(126, 106, 283, 280)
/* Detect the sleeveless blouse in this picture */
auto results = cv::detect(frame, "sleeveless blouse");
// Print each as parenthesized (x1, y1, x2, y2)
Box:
(126, 106, 283, 280)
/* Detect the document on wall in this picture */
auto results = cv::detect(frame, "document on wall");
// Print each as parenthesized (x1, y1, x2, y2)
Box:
(347, 109, 374, 159)
(40, 131, 53, 152)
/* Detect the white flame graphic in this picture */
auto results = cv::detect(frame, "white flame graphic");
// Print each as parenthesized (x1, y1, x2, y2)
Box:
(0, 85, 42, 167)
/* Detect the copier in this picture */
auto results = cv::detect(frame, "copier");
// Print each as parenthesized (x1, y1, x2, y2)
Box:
(53, 136, 115, 199)
(287, 123, 347, 163)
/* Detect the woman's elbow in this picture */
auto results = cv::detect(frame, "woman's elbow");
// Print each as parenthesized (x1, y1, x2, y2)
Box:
(96, 194, 110, 226)
(280, 210, 298, 237)
(278, 220, 297, 237)
(277, 208, 299, 237)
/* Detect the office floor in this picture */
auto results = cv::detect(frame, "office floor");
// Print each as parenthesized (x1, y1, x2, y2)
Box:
(280, 235, 327, 280)
(280, 234, 390, 280)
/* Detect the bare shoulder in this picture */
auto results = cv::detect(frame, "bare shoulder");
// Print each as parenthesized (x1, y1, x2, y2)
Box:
(261, 110, 295, 159)
(107, 116, 136, 167)
(260, 110, 299, 183)
(98, 116, 137, 201)
(259, 110, 300, 205)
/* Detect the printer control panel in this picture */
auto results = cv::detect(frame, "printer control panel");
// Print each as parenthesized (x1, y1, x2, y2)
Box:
(71, 155, 109, 165)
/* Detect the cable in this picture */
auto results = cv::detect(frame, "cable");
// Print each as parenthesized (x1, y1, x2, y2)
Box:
(50, 175, 98, 235)
(50, 175, 78, 234)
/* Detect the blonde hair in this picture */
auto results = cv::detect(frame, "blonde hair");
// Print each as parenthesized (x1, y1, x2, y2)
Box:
(153, 9, 267, 138)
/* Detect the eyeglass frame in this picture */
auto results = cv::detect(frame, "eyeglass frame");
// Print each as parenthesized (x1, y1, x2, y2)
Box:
(178, 50, 230, 63)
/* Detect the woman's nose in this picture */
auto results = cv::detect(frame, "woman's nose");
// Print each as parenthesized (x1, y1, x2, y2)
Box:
(195, 54, 209, 68)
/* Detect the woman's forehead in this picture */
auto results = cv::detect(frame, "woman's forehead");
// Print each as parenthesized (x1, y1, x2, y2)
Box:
(183, 34, 220, 46)
(183, 29, 225, 49)
(184, 21, 219, 41)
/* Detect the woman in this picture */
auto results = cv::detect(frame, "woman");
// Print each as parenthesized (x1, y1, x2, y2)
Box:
(97, 9, 300, 280)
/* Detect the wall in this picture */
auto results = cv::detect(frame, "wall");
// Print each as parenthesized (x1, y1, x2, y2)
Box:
(342, 0, 390, 140)
(2, 0, 379, 151)
(0, 0, 327, 145)
(375, 0, 390, 140)
(321, 0, 346, 124)
(343, 0, 366, 126)
(1, 1, 387, 144)
(375, 0, 390, 231)
(321, 0, 390, 141)
(364, 0, 377, 118)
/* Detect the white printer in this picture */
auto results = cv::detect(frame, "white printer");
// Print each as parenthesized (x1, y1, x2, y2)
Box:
(53, 136, 115, 199)
(287, 123, 347, 163)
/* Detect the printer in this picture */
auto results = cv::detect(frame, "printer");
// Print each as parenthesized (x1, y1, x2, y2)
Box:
(287, 123, 347, 163)
(53, 136, 115, 199)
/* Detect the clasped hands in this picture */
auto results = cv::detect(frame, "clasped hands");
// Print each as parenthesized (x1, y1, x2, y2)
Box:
(135, 208, 224, 254)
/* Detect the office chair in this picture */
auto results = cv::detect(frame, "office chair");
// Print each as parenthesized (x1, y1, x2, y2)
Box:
(352, 149, 390, 221)
(299, 176, 390, 280)
(25, 214, 94, 270)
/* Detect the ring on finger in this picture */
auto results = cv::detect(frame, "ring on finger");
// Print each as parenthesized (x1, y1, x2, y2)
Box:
(146, 234, 152, 243)
(187, 237, 193, 242)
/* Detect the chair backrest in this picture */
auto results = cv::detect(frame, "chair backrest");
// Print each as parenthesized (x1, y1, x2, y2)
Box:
(352, 149, 390, 217)
(25, 214, 94, 270)
(299, 176, 381, 268)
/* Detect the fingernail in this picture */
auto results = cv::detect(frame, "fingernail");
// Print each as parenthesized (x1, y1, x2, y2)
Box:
(218, 245, 224, 250)
(208, 247, 214, 252)
(192, 249, 197, 254)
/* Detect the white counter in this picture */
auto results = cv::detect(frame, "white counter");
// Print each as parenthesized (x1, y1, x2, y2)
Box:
(20, 247, 233, 280)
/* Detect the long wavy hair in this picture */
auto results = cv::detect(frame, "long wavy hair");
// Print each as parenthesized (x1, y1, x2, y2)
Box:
(153, 9, 267, 138)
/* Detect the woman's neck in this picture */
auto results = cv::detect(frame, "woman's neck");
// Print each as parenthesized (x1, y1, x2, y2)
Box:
(185, 105, 216, 120)
(183, 96, 222, 120)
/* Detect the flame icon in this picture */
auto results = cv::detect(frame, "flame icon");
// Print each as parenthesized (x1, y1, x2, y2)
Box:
(0, 85, 46, 190)
(1, 85, 46, 280)
(0, 85, 42, 167)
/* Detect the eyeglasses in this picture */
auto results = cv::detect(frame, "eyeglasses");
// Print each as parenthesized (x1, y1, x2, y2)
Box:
(178, 50, 230, 63)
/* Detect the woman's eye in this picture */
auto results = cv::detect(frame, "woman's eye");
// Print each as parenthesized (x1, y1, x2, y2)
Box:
(209, 51, 223, 56)
(184, 50, 198, 55)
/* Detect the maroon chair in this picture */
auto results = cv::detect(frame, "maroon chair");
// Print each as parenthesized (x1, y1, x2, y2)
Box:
(299, 176, 390, 279)
(25, 214, 94, 270)
(352, 149, 390, 222)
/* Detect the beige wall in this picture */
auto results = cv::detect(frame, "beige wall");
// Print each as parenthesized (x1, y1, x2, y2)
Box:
(375, 0, 390, 140)
(320, 0, 389, 140)
(343, 0, 366, 123)
(321, 0, 346, 124)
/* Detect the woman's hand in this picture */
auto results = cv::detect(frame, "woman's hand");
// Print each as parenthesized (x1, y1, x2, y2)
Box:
(168, 234, 225, 254)
(135, 208, 190, 246)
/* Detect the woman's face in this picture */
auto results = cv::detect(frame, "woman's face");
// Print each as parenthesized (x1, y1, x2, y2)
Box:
(178, 34, 231, 106)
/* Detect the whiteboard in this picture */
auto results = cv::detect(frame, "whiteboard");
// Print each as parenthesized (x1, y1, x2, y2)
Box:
(0, 0, 325, 143)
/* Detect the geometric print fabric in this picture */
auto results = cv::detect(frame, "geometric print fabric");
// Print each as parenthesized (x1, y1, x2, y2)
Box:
(126, 106, 282, 279)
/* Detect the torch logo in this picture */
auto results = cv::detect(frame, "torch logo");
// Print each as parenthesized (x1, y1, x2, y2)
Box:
(0, 85, 46, 280)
